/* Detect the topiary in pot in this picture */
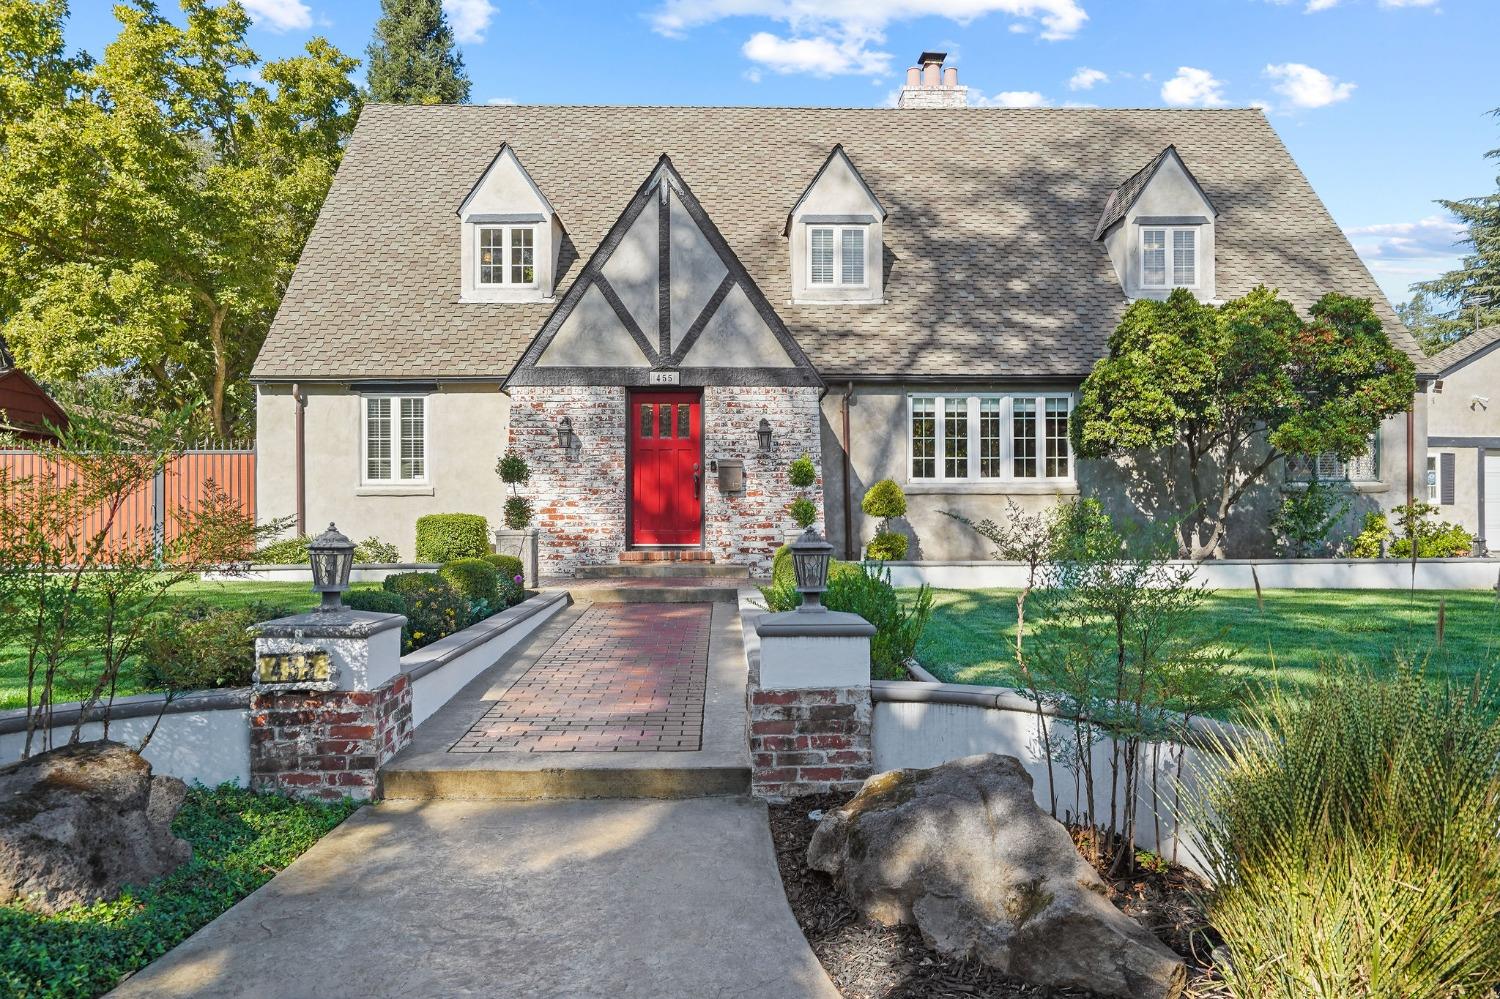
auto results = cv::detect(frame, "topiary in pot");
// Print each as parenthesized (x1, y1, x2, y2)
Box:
(415, 513, 489, 563)
(504, 496, 534, 531)
(787, 496, 817, 530)
(785, 454, 819, 531)
(861, 479, 907, 521)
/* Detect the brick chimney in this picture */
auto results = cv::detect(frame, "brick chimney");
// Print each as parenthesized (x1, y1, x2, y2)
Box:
(896, 51, 968, 109)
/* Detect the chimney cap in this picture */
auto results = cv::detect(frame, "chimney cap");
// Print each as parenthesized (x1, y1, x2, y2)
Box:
(917, 51, 948, 66)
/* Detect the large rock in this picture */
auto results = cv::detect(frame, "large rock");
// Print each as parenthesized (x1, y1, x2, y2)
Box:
(0, 740, 191, 913)
(808, 754, 1186, 999)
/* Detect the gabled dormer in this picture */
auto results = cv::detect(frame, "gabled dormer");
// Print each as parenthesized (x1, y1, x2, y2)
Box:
(1095, 146, 1219, 302)
(457, 144, 561, 303)
(786, 145, 886, 305)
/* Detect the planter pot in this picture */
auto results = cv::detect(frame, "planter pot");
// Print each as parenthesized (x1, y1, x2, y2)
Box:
(492, 528, 540, 587)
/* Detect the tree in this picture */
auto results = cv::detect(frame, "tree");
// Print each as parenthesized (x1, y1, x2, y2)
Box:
(365, 0, 470, 105)
(0, 0, 360, 439)
(1412, 108, 1500, 348)
(1073, 287, 1416, 559)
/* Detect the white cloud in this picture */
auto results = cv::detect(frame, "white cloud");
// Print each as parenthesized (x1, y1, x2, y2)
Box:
(1161, 67, 1227, 107)
(485, 96, 518, 105)
(1068, 66, 1107, 91)
(1345, 216, 1466, 260)
(1263, 62, 1354, 108)
(240, 0, 311, 32)
(444, 0, 497, 44)
(653, 1, 1089, 78)
(1268, 0, 1437, 11)
(992, 90, 1049, 107)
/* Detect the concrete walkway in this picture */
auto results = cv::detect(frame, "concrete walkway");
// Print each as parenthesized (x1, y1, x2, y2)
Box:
(111, 796, 837, 998)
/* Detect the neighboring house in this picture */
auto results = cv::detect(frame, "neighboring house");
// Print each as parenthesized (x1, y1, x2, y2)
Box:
(0, 336, 68, 442)
(252, 52, 1428, 572)
(1423, 324, 1500, 549)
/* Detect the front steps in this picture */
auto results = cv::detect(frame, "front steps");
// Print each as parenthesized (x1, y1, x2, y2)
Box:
(574, 563, 749, 579)
(555, 557, 755, 604)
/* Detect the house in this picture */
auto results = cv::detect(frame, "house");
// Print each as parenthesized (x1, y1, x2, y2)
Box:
(0, 336, 68, 442)
(252, 52, 1429, 572)
(1423, 323, 1500, 549)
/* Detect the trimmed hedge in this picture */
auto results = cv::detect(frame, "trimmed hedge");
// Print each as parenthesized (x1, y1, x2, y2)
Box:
(483, 552, 524, 581)
(414, 514, 490, 563)
(343, 589, 408, 617)
(439, 558, 500, 604)
(254, 534, 401, 565)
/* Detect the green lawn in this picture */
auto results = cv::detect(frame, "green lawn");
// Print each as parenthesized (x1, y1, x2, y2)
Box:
(909, 587, 1500, 719)
(0, 580, 382, 711)
(0, 785, 359, 999)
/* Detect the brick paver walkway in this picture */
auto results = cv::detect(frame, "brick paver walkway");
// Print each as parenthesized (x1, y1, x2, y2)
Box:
(451, 603, 711, 753)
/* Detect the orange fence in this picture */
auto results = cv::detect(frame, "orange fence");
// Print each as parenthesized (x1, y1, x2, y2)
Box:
(0, 448, 256, 557)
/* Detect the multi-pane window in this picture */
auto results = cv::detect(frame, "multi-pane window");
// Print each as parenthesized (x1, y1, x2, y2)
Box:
(638, 402, 695, 440)
(477, 226, 537, 286)
(364, 396, 426, 484)
(1288, 433, 1380, 483)
(808, 226, 868, 286)
(1141, 227, 1197, 288)
(909, 394, 1074, 482)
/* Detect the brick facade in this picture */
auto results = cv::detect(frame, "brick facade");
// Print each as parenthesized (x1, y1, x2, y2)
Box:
(748, 685, 873, 799)
(249, 672, 413, 801)
(510, 384, 823, 577)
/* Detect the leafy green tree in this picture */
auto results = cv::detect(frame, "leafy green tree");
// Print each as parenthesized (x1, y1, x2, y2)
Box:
(365, 0, 470, 105)
(1412, 108, 1500, 347)
(1073, 287, 1416, 559)
(0, 0, 360, 439)
(1397, 291, 1461, 355)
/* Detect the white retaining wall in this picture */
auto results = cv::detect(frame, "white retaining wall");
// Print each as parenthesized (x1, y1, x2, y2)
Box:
(201, 563, 439, 584)
(885, 558, 1500, 591)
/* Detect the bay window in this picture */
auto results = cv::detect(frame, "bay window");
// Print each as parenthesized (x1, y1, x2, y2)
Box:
(363, 395, 427, 484)
(908, 394, 1074, 483)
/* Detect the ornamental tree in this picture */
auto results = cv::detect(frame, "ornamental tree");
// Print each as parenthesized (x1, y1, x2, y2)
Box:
(1072, 287, 1416, 559)
(365, 0, 470, 105)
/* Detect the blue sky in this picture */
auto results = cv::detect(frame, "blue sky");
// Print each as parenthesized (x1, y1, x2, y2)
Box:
(64, 0, 1500, 307)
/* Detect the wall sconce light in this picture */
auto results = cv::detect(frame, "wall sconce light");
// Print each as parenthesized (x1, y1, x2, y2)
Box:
(757, 418, 773, 455)
(558, 416, 575, 450)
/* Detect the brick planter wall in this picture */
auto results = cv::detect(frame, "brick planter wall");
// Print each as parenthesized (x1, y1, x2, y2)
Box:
(249, 673, 412, 801)
(749, 685, 872, 799)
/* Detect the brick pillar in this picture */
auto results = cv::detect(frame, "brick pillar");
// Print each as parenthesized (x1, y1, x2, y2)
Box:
(250, 611, 411, 801)
(750, 610, 874, 800)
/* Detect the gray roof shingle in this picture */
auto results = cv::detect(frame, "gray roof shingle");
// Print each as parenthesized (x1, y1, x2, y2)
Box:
(1427, 324, 1500, 376)
(253, 104, 1422, 382)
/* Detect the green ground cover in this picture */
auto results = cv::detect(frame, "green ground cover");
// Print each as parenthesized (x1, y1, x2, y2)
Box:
(0, 580, 380, 710)
(909, 587, 1500, 719)
(0, 785, 358, 999)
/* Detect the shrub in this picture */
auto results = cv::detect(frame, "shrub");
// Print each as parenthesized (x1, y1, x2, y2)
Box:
(353, 536, 400, 563)
(860, 478, 907, 521)
(1351, 502, 1475, 558)
(787, 454, 817, 489)
(414, 514, 489, 563)
(787, 496, 817, 530)
(503, 496, 534, 531)
(382, 572, 467, 649)
(866, 529, 908, 561)
(438, 557, 500, 604)
(1187, 664, 1500, 997)
(254, 534, 310, 564)
(343, 588, 408, 617)
(1270, 481, 1350, 557)
(135, 601, 294, 692)
(496, 450, 530, 486)
(1349, 510, 1389, 558)
(483, 553, 526, 606)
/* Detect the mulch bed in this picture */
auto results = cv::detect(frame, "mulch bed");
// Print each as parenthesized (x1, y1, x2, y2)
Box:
(768, 793, 1225, 999)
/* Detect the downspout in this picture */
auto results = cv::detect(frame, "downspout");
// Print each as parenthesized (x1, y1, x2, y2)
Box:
(1406, 406, 1415, 509)
(842, 382, 855, 560)
(293, 383, 307, 536)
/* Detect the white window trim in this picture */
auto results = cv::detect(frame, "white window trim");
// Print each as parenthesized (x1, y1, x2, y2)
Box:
(806, 224, 870, 289)
(475, 225, 539, 289)
(1140, 226, 1199, 290)
(907, 393, 1076, 484)
(361, 394, 429, 487)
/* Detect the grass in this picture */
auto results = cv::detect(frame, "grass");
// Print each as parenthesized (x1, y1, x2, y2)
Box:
(908, 587, 1500, 719)
(0, 784, 360, 999)
(0, 580, 381, 711)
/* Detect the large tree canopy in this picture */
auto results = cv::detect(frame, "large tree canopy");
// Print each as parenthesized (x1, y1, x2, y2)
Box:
(0, 0, 359, 439)
(1409, 108, 1500, 351)
(1073, 287, 1416, 559)
(365, 0, 470, 105)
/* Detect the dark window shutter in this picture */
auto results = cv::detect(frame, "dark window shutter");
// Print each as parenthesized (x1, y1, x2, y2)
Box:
(1440, 452, 1455, 505)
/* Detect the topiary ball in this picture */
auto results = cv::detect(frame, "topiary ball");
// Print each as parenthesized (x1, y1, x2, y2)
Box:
(866, 530, 909, 561)
(438, 558, 501, 604)
(861, 479, 907, 520)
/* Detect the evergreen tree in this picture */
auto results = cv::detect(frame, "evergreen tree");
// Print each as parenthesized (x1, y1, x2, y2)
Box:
(1412, 109, 1500, 347)
(365, 0, 470, 105)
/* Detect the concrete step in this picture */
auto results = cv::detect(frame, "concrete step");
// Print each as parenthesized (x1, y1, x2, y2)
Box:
(617, 549, 715, 563)
(379, 764, 750, 800)
(560, 581, 747, 604)
(575, 563, 750, 579)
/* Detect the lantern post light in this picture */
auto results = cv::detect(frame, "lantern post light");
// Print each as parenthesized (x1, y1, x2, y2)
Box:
(757, 418, 773, 455)
(308, 522, 356, 613)
(558, 416, 575, 451)
(790, 526, 835, 613)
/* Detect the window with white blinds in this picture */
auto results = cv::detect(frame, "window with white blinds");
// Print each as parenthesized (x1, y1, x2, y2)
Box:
(909, 394, 1074, 483)
(363, 396, 428, 484)
(807, 225, 868, 286)
(1141, 227, 1198, 288)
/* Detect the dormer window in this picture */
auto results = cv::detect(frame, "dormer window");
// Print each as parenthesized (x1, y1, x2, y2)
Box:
(1141, 227, 1197, 289)
(809, 226, 867, 287)
(477, 225, 536, 287)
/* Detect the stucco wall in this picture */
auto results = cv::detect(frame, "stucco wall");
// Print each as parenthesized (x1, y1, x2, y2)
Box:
(1425, 352, 1500, 538)
(821, 383, 1420, 561)
(1101, 152, 1217, 303)
(256, 383, 509, 561)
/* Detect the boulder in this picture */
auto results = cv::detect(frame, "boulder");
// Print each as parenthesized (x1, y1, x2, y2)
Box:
(0, 740, 191, 913)
(808, 753, 1186, 999)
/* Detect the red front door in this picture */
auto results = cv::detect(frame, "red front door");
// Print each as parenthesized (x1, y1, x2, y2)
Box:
(629, 391, 703, 546)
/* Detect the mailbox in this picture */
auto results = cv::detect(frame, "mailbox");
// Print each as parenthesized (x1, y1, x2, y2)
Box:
(716, 459, 745, 494)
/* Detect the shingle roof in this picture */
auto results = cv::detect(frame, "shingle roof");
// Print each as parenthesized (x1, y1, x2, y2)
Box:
(1427, 324, 1500, 377)
(253, 104, 1422, 382)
